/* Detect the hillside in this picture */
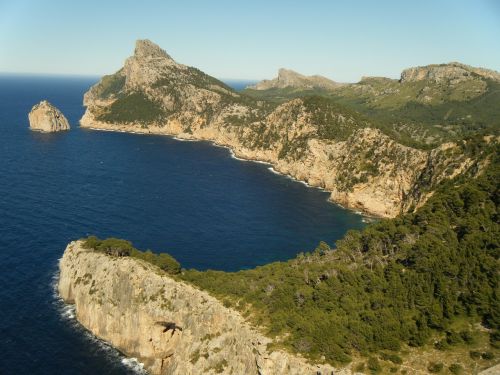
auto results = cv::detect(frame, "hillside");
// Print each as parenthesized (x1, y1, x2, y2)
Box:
(71, 39, 500, 374)
(65, 148, 499, 374)
(182, 146, 499, 373)
(80, 39, 496, 218)
(246, 62, 500, 148)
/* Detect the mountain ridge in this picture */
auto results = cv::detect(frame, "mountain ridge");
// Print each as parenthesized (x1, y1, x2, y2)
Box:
(248, 68, 342, 90)
(80, 39, 497, 218)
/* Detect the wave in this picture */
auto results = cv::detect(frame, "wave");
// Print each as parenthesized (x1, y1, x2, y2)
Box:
(172, 136, 197, 142)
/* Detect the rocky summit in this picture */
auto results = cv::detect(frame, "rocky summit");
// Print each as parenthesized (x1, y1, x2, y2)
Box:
(28, 100, 70, 132)
(400, 62, 500, 84)
(68, 39, 500, 375)
(248, 68, 341, 90)
(80, 39, 497, 218)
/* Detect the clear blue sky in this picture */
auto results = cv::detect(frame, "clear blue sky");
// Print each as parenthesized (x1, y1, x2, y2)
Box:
(0, 0, 499, 82)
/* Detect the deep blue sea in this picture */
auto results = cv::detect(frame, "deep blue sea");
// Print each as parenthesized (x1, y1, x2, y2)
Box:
(0, 75, 366, 374)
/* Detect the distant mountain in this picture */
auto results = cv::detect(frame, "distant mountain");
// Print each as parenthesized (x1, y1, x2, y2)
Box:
(336, 61, 500, 107)
(244, 62, 500, 147)
(248, 68, 342, 90)
(81, 39, 496, 219)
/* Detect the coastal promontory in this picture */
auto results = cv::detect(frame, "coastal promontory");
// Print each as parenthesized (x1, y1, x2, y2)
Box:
(58, 239, 348, 375)
(28, 100, 70, 132)
(80, 39, 497, 218)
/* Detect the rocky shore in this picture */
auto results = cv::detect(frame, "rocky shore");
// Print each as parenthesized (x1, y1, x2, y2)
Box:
(58, 240, 353, 375)
(80, 108, 476, 219)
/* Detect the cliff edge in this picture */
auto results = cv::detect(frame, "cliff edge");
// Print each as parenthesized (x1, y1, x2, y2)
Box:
(58, 240, 352, 375)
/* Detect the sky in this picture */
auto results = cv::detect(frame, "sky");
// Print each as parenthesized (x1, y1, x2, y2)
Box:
(0, 0, 499, 82)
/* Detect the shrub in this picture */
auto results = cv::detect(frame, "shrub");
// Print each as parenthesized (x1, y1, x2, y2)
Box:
(97, 92, 165, 124)
(446, 330, 463, 345)
(449, 363, 463, 374)
(434, 339, 449, 351)
(367, 357, 381, 374)
(459, 330, 475, 344)
(469, 351, 481, 359)
(155, 253, 181, 274)
(380, 352, 402, 364)
(481, 351, 494, 360)
(427, 362, 444, 373)
(83, 236, 133, 256)
(354, 362, 365, 372)
(490, 331, 500, 349)
(81, 236, 181, 274)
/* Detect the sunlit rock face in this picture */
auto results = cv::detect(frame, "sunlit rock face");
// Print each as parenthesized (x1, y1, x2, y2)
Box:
(28, 100, 70, 132)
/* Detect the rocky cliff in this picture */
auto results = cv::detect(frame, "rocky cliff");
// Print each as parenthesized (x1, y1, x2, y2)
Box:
(58, 240, 353, 375)
(80, 39, 491, 218)
(28, 100, 70, 132)
(400, 62, 500, 84)
(248, 68, 341, 90)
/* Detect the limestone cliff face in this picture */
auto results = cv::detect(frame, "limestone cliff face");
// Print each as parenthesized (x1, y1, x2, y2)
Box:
(80, 40, 488, 218)
(248, 68, 341, 90)
(58, 241, 352, 375)
(400, 62, 500, 84)
(28, 100, 70, 132)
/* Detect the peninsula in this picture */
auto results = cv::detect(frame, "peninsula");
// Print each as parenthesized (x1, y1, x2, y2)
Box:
(80, 40, 498, 218)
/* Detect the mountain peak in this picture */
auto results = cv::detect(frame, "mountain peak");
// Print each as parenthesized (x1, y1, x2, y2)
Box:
(277, 68, 305, 81)
(249, 68, 340, 90)
(400, 62, 500, 83)
(134, 39, 173, 60)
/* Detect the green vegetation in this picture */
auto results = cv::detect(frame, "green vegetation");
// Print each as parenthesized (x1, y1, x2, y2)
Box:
(82, 236, 180, 274)
(97, 92, 165, 124)
(243, 86, 332, 103)
(245, 78, 500, 149)
(180, 151, 499, 365)
(94, 71, 126, 99)
(77, 143, 498, 371)
(77, 145, 499, 371)
(302, 96, 368, 141)
(367, 356, 381, 373)
(449, 363, 464, 374)
(427, 362, 444, 373)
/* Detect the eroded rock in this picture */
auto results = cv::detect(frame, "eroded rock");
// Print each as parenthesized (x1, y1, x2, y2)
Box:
(58, 240, 352, 375)
(28, 100, 70, 132)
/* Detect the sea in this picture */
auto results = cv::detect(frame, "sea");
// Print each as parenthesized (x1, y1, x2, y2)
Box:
(0, 75, 366, 374)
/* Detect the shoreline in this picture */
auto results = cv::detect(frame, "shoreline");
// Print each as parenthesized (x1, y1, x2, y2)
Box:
(58, 241, 345, 375)
(81, 125, 379, 220)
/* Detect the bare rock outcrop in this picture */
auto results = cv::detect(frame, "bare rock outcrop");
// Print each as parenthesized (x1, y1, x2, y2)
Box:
(79, 40, 492, 218)
(28, 100, 70, 132)
(400, 62, 500, 84)
(58, 241, 353, 375)
(249, 68, 341, 90)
